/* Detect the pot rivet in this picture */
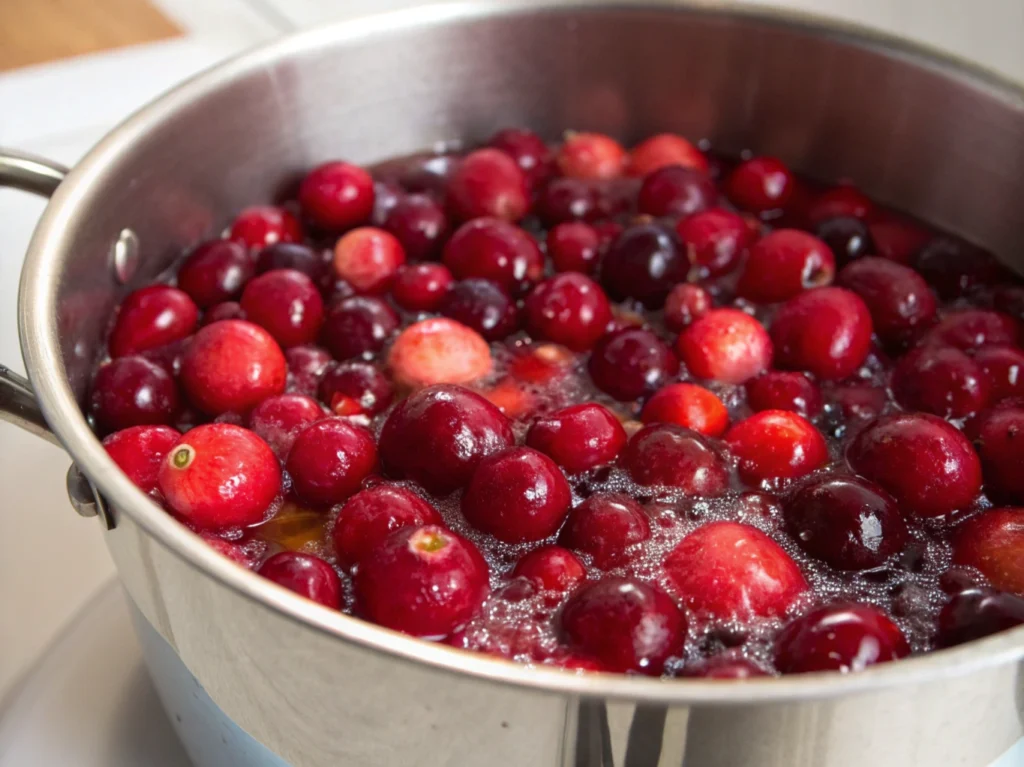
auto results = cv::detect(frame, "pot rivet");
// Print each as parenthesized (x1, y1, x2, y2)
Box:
(112, 229, 140, 284)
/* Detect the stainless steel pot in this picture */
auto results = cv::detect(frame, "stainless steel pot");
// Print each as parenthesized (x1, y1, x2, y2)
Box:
(3, 3, 1024, 765)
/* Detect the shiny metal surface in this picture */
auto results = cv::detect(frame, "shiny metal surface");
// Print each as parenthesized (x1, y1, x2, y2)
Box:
(0, 149, 68, 197)
(7, 2, 1024, 765)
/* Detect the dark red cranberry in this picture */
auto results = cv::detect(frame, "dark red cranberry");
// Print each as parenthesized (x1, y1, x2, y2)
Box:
(559, 493, 651, 568)
(285, 345, 332, 395)
(202, 302, 246, 325)
(664, 521, 807, 619)
(355, 524, 490, 637)
(967, 408, 1024, 504)
(677, 308, 772, 384)
(439, 278, 519, 341)
(109, 285, 199, 358)
(536, 178, 602, 225)
(624, 423, 729, 495)
(914, 238, 1000, 299)
(524, 273, 612, 351)
(90, 356, 179, 433)
(557, 133, 626, 180)
(920, 310, 1019, 351)
(993, 285, 1024, 324)
(814, 216, 874, 264)
(488, 128, 553, 187)
(332, 485, 442, 568)
(248, 393, 324, 458)
(526, 403, 627, 473)
(976, 346, 1024, 402)
(239, 269, 324, 348)
(447, 148, 530, 222)
(629, 133, 708, 176)
(177, 239, 254, 308)
(726, 410, 828, 483)
(828, 384, 888, 422)
(588, 328, 679, 401)
(806, 185, 873, 224)
(388, 318, 492, 388)
(103, 424, 181, 492)
(229, 206, 303, 249)
(836, 257, 937, 347)
(641, 383, 729, 437)
(390, 154, 456, 198)
(320, 296, 399, 360)
(674, 208, 750, 277)
(770, 287, 873, 380)
(636, 165, 717, 218)
(868, 217, 932, 264)
(745, 371, 822, 417)
(258, 552, 341, 609)
(379, 384, 514, 494)
(601, 223, 687, 308)
(936, 587, 1024, 647)
(891, 345, 989, 417)
(383, 194, 449, 260)
(663, 284, 712, 331)
(318, 361, 393, 417)
(513, 546, 586, 592)
(255, 242, 327, 282)
(725, 156, 794, 212)
(774, 604, 909, 673)
(391, 263, 453, 311)
(952, 508, 1024, 595)
(559, 577, 685, 675)
(547, 222, 601, 274)
(285, 417, 377, 506)
(737, 230, 835, 304)
(847, 413, 982, 517)
(681, 655, 769, 679)
(158, 424, 281, 529)
(298, 161, 375, 231)
(442, 217, 544, 295)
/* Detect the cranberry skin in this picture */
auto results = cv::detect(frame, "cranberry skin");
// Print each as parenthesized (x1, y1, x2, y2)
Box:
(847, 413, 982, 517)
(203, 302, 246, 325)
(320, 296, 399, 361)
(745, 371, 822, 417)
(624, 423, 729, 495)
(109, 285, 199, 358)
(332, 485, 442, 569)
(488, 128, 552, 187)
(641, 383, 729, 437)
(178, 239, 255, 309)
(240, 269, 325, 348)
(258, 552, 341, 609)
(836, 257, 937, 347)
(637, 166, 717, 218)
(663, 284, 712, 331)
(829, 384, 888, 422)
(524, 273, 612, 352)
(770, 287, 873, 380)
(891, 345, 989, 418)
(230, 206, 303, 250)
(557, 133, 626, 180)
(392, 263, 453, 311)
(536, 178, 602, 225)
(355, 525, 490, 637)
(383, 194, 449, 261)
(298, 161, 375, 231)
(379, 384, 514, 494)
(588, 328, 679, 401)
(319, 361, 393, 417)
(440, 278, 519, 341)
(677, 308, 773, 384)
(976, 346, 1024, 402)
(285, 417, 378, 506)
(526, 403, 628, 473)
(737, 230, 836, 304)
(629, 133, 708, 176)
(725, 157, 794, 213)
(513, 546, 586, 592)
(103, 424, 181, 492)
(806, 186, 873, 225)
(920, 310, 1020, 351)
(814, 216, 874, 264)
(951, 508, 1024, 596)
(388, 318, 492, 388)
(914, 238, 997, 299)
(936, 587, 1024, 647)
(559, 577, 685, 675)
(332, 227, 406, 294)
(775, 604, 909, 674)
(725, 410, 828, 483)
(90, 356, 179, 432)
(664, 521, 808, 619)
(968, 408, 1024, 504)
(447, 148, 530, 222)
(674, 208, 750, 277)
(601, 224, 688, 308)
(784, 476, 908, 570)
(681, 656, 769, 679)
(248, 393, 324, 458)
(158, 424, 281, 529)
(547, 222, 601, 274)
(869, 218, 932, 264)
(285, 345, 332, 394)
(256, 242, 326, 281)
(443, 218, 544, 295)
(559, 493, 651, 568)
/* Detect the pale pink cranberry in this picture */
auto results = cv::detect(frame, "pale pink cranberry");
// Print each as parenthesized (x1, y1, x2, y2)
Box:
(229, 206, 303, 248)
(447, 148, 530, 222)
(536, 178, 602, 225)
(681, 655, 769, 679)
(920, 309, 1020, 351)
(806, 185, 873, 224)
(298, 161, 375, 231)
(332, 227, 406, 294)
(588, 328, 679, 401)
(836, 257, 937, 347)
(775, 604, 909, 674)
(726, 157, 794, 212)
(442, 217, 544, 295)
(601, 223, 687, 307)
(966, 408, 1024, 504)
(813, 216, 874, 264)
(674, 208, 750, 277)
(391, 263, 453, 311)
(103, 424, 181, 492)
(663, 284, 712, 331)
(637, 166, 717, 218)
(248, 393, 324, 458)
(439, 278, 519, 341)
(869, 218, 932, 264)
(557, 132, 626, 180)
(524, 273, 612, 351)
(737, 230, 835, 304)
(512, 546, 586, 592)
(318, 361, 393, 417)
(891, 345, 989, 418)
(383, 194, 449, 260)
(321, 296, 399, 361)
(629, 133, 708, 176)
(258, 552, 341, 609)
(975, 346, 1024, 402)
(559, 493, 651, 568)
(256, 242, 327, 282)
(547, 222, 602, 274)
(109, 285, 199, 358)
(936, 587, 1024, 647)
(177, 240, 254, 308)
(770, 287, 873, 380)
(388, 318, 492, 388)
(641, 383, 729, 437)
(285, 345, 332, 395)
(240, 269, 324, 348)
(677, 308, 772, 384)
(332, 485, 442, 568)
(624, 423, 729, 495)
(202, 302, 246, 325)
(285, 417, 377, 506)
(725, 410, 828, 483)
(745, 371, 822, 417)
(488, 128, 553, 187)
(526, 404, 627, 473)
(90, 356, 179, 433)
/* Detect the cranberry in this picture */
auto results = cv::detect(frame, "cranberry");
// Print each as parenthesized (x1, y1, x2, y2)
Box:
(90, 356, 179, 433)
(774, 604, 909, 673)
(285, 417, 377, 506)
(664, 521, 808, 619)
(637, 166, 717, 218)
(318, 361, 393, 417)
(559, 493, 651, 568)
(332, 485, 442, 568)
(814, 216, 874, 264)
(681, 655, 769, 679)
(488, 128, 552, 187)
(355, 525, 489, 637)
(737, 230, 835, 304)
(784, 476, 908, 569)
(663, 284, 712, 331)
(285, 345, 332, 394)
(248, 393, 324, 458)
(547, 222, 601, 274)
(383, 194, 449, 261)
(725, 410, 827, 484)
(442, 218, 544, 295)
(177, 239, 254, 309)
(332, 227, 406, 294)
(806, 185, 873, 224)
(258, 552, 341, 609)
(936, 587, 1024, 647)
(557, 132, 626, 180)
(229, 206, 303, 249)
(103, 424, 181, 492)
(513, 546, 586, 592)
(629, 133, 708, 176)
(109, 285, 199, 358)
(641, 383, 729, 437)
(951, 508, 1024, 596)
(239, 269, 324, 348)
(180, 320, 286, 414)
(440, 278, 519, 341)
(920, 310, 1019, 351)
(447, 148, 530, 222)
(829, 384, 888, 422)
(847, 413, 982, 517)
(524, 273, 612, 351)
(993, 285, 1024, 324)
(201, 534, 261, 568)
(379, 384, 513, 494)
(891, 345, 989, 417)
(914, 238, 999, 299)
(745, 371, 822, 417)
(298, 161, 375, 231)
(255, 242, 327, 281)
(536, 178, 602, 225)
(725, 157, 794, 212)
(770, 287, 873, 380)
(976, 346, 1024, 402)
(388, 317, 492, 388)
(525, 404, 626, 473)
(559, 577, 685, 675)
(967, 408, 1024, 504)
(320, 296, 399, 361)
(392, 263, 453, 311)
(588, 328, 679, 401)
(624, 423, 729, 495)
(836, 257, 937, 347)
(202, 302, 246, 325)
(677, 308, 772, 384)
(674, 208, 750, 277)
(158, 424, 281, 529)
(601, 223, 687, 308)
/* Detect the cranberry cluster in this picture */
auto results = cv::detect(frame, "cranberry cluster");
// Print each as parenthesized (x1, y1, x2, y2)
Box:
(92, 127, 1024, 678)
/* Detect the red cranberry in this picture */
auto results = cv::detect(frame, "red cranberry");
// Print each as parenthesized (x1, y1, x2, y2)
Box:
(726, 410, 828, 483)
(588, 328, 679, 401)
(103, 424, 181, 492)
(320, 296, 399, 360)
(976, 346, 1024, 402)
(440, 278, 519, 341)
(836, 257, 937, 347)
(547, 222, 601, 274)
(202, 535, 262, 568)
(447, 148, 530, 222)
(967, 408, 1024, 504)
(664, 521, 808, 619)
(663, 284, 712, 331)
(814, 216, 874, 264)
(158, 424, 281, 529)
(624, 423, 729, 495)
(891, 345, 989, 417)
(952, 508, 1024, 595)
(737, 230, 835, 304)
(637, 166, 717, 218)
(936, 587, 1024, 647)
(920, 310, 1019, 351)
(629, 133, 708, 176)
(512, 546, 586, 592)
(240, 269, 324, 348)
(869, 218, 932, 264)
(298, 161, 375, 231)
(774, 604, 909, 673)
(847, 413, 982, 517)
(392, 263, 453, 311)
(285, 345, 332, 395)
(641, 383, 729, 437)
(258, 552, 341, 609)
(388, 318, 492, 388)
(248, 393, 324, 458)
(355, 525, 489, 637)
(677, 308, 772, 384)
(383, 194, 449, 260)
(770, 287, 873, 380)
(993, 285, 1024, 323)
(524, 273, 612, 351)
(109, 285, 199, 358)
(379, 384, 513, 494)
(177, 239, 255, 309)
(526, 404, 627, 473)
(557, 132, 626, 180)
(286, 417, 377, 506)
(745, 371, 822, 417)
(681, 655, 769, 679)
(488, 128, 552, 187)
(332, 227, 406, 296)
(600, 224, 686, 308)
(914, 238, 1000, 299)
(180, 320, 286, 414)
(536, 178, 602, 225)
(318, 361, 393, 417)
(442, 218, 544, 295)
(332, 485, 442, 569)
(784, 476, 908, 570)
(806, 185, 873, 224)
(559, 493, 651, 568)
(90, 356, 179, 433)
(559, 577, 685, 675)
(674, 208, 750, 277)
(725, 157, 794, 212)
(202, 302, 246, 325)
(256, 242, 327, 281)
(229, 206, 303, 250)
(829, 384, 888, 422)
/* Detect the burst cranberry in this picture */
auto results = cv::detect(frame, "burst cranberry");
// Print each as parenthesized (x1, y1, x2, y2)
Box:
(392, 263, 453, 311)
(891, 345, 989, 417)
(298, 161, 375, 231)
(726, 410, 827, 483)
(677, 308, 772, 384)
(588, 328, 679, 401)
(976, 346, 1024, 402)
(103, 424, 181, 492)
(248, 393, 324, 457)
(625, 423, 729, 495)
(674, 208, 749, 277)
(869, 218, 932, 264)
(836, 257, 937, 347)
(920, 310, 1019, 351)
(914, 238, 999, 299)
(440, 278, 519, 341)
(636, 165, 717, 218)
(770, 287, 873, 380)
(559, 493, 651, 568)
(524, 273, 612, 351)
(318, 361, 393, 417)
(442, 218, 544, 295)
(320, 296, 399, 361)
(745, 372, 822, 417)
(967, 408, 1024, 504)
(332, 485, 442, 568)
(557, 132, 625, 180)
(681, 656, 769, 679)
(664, 521, 808, 619)
(447, 148, 530, 222)
(936, 587, 1024, 647)
(525, 404, 627, 473)
(725, 156, 794, 212)
(177, 239, 254, 308)
(109, 285, 199, 358)
(229, 206, 303, 248)
(641, 383, 728, 437)
(90, 356, 179, 432)
(847, 413, 982, 517)
(285, 345, 332, 394)
(202, 302, 246, 325)
(737, 230, 835, 304)
(285, 417, 377, 506)
(662, 284, 711, 331)
(255, 242, 326, 281)
(536, 178, 602, 225)
(488, 128, 552, 186)
(601, 223, 687, 308)
(331, 227, 406, 295)
(388, 317, 492, 388)
(355, 525, 489, 637)
(513, 546, 586, 592)
(806, 185, 873, 224)
(629, 133, 707, 176)
(383, 194, 449, 260)
(240, 269, 324, 348)
(814, 216, 874, 264)
(775, 604, 909, 674)
(559, 577, 685, 675)
(547, 222, 601, 274)
(258, 552, 341, 609)
(158, 424, 281, 529)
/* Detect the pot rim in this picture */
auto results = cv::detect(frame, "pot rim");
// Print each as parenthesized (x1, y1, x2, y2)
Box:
(20, 0, 1024, 705)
